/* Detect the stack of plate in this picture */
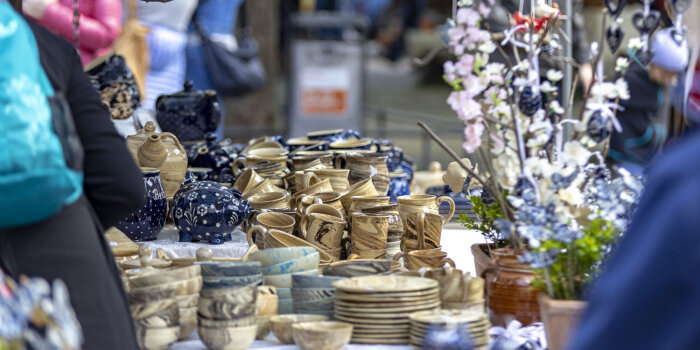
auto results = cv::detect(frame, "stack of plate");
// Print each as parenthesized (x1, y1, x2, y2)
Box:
(331, 276, 440, 344)
(409, 309, 490, 349)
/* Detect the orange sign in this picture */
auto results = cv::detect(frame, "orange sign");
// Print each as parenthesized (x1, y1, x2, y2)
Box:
(302, 88, 347, 115)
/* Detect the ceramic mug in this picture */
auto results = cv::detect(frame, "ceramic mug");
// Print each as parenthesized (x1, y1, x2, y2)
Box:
(292, 178, 334, 206)
(304, 203, 344, 220)
(393, 248, 455, 271)
(247, 212, 296, 248)
(248, 192, 291, 211)
(297, 192, 344, 218)
(233, 168, 264, 193)
(329, 139, 375, 151)
(299, 213, 346, 250)
(350, 213, 388, 251)
(233, 151, 288, 177)
(403, 212, 445, 251)
(338, 178, 378, 213)
(397, 194, 455, 228)
(334, 153, 390, 195)
(293, 151, 334, 167)
(308, 168, 350, 193)
(242, 179, 285, 200)
(348, 246, 387, 260)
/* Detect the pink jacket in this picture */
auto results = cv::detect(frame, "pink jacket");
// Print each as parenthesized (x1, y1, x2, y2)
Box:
(35, 0, 122, 65)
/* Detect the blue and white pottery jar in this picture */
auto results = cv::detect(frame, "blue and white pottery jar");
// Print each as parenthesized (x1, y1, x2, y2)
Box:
(116, 168, 167, 241)
(306, 129, 361, 143)
(388, 172, 411, 202)
(172, 181, 251, 245)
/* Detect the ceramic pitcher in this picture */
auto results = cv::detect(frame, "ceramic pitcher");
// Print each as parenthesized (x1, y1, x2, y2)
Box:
(127, 122, 188, 200)
(116, 168, 167, 241)
(397, 194, 455, 228)
(335, 153, 390, 195)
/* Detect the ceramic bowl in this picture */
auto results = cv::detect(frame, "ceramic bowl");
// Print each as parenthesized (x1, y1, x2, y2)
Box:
(130, 276, 202, 296)
(197, 285, 257, 320)
(132, 301, 179, 328)
(128, 264, 201, 289)
(269, 314, 329, 344)
(278, 298, 293, 314)
(198, 315, 258, 328)
(136, 325, 179, 350)
(292, 321, 352, 350)
(263, 231, 335, 262)
(291, 274, 345, 289)
(202, 274, 263, 289)
(322, 260, 392, 277)
(248, 247, 317, 267)
(198, 324, 257, 350)
(256, 286, 279, 316)
(262, 269, 319, 288)
(199, 283, 257, 300)
(276, 287, 291, 300)
(256, 315, 273, 340)
(128, 286, 176, 305)
(179, 306, 197, 320)
(292, 299, 335, 312)
(178, 322, 197, 341)
(175, 293, 199, 309)
(260, 252, 320, 276)
(196, 261, 262, 277)
(290, 288, 336, 304)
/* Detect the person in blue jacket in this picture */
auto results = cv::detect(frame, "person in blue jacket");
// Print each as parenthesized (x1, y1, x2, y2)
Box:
(567, 33, 699, 349)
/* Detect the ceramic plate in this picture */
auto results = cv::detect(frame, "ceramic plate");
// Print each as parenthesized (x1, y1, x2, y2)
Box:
(334, 298, 441, 309)
(334, 314, 411, 326)
(333, 275, 437, 293)
(409, 309, 487, 324)
(334, 289, 439, 302)
(350, 336, 409, 344)
(334, 301, 441, 314)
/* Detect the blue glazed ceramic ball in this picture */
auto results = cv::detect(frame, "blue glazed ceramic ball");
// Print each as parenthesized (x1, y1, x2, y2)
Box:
(518, 86, 542, 117)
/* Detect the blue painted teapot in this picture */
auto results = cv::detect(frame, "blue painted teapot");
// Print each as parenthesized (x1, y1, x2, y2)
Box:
(171, 181, 250, 245)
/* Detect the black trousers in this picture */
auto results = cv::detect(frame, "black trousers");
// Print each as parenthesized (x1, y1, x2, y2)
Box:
(0, 196, 138, 350)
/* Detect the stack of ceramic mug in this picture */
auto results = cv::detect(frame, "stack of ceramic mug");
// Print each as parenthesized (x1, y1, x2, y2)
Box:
(394, 212, 455, 271)
(291, 274, 346, 319)
(248, 247, 320, 314)
(197, 284, 258, 350)
(126, 247, 202, 342)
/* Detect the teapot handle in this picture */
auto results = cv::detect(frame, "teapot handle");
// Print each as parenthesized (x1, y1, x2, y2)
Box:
(160, 132, 186, 154)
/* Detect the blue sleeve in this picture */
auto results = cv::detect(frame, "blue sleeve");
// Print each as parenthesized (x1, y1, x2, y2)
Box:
(568, 146, 700, 350)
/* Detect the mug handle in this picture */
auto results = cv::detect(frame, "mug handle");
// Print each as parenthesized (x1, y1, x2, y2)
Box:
(392, 252, 406, 266)
(246, 225, 266, 248)
(302, 172, 320, 190)
(347, 253, 361, 260)
(436, 196, 456, 224)
(232, 157, 245, 177)
(416, 212, 426, 250)
(299, 215, 310, 240)
(334, 154, 348, 169)
(441, 257, 456, 268)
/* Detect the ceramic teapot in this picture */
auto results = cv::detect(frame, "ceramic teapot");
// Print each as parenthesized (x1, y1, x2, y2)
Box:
(186, 132, 237, 183)
(155, 81, 221, 142)
(171, 181, 250, 245)
(126, 122, 188, 200)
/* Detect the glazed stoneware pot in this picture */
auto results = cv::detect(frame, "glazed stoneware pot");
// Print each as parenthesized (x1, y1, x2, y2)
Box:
(155, 81, 221, 142)
(116, 168, 167, 241)
(387, 172, 410, 203)
(335, 153, 390, 195)
(126, 121, 188, 200)
(171, 181, 250, 245)
(483, 248, 541, 327)
(185, 133, 237, 183)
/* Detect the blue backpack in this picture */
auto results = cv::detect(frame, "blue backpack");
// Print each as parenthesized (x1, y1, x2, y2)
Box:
(0, 3, 83, 229)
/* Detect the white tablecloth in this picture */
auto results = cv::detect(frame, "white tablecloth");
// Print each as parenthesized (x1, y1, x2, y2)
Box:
(142, 226, 250, 259)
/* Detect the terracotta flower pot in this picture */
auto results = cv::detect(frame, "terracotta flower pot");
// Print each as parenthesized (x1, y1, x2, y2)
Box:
(482, 248, 541, 327)
(471, 243, 495, 277)
(538, 294, 587, 350)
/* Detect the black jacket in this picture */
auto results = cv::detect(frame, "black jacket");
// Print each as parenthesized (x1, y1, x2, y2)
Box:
(0, 17, 144, 350)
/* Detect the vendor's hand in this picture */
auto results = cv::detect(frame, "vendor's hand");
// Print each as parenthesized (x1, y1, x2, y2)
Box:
(23, 0, 57, 19)
(579, 63, 593, 93)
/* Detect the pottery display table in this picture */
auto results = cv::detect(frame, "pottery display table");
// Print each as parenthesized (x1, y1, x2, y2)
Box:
(171, 333, 413, 349)
(142, 226, 250, 260)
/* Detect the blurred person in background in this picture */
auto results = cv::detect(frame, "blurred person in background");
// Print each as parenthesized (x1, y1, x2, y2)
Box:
(22, 0, 121, 66)
(186, 0, 243, 139)
(1, 1, 143, 348)
(608, 28, 690, 175)
(137, 0, 198, 109)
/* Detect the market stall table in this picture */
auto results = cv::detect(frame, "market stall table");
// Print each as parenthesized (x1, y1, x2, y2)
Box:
(171, 333, 413, 350)
(142, 225, 250, 260)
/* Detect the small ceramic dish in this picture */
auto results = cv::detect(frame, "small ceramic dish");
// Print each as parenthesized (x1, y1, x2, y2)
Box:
(202, 274, 263, 289)
(198, 324, 257, 350)
(269, 314, 329, 344)
(292, 321, 353, 350)
(262, 269, 319, 288)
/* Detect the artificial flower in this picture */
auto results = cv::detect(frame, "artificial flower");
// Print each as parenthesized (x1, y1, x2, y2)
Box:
(546, 69, 564, 82)
(540, 81, 557, 93)
(444, 61, 458, 82)
(478, 40, 497, 53)
(561, 141, 591, 166)
(456, 53, 475, 75)
(549, 100, 565, 115)
(614, 57, 629, 73)
(456, 7, 480, 27)
(628, 36, 644, 50)
(615, 78, 630, 100)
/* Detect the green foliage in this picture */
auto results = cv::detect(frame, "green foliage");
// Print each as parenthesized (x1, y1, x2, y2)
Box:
(531, 218, 618, 300)
(458, 195, 507, 247)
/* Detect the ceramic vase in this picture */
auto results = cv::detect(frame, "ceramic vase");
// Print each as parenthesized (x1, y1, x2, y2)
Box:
(387, 172, 410, 202)
(116, 168, 167, 241)
(172, 181, 251, 245)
